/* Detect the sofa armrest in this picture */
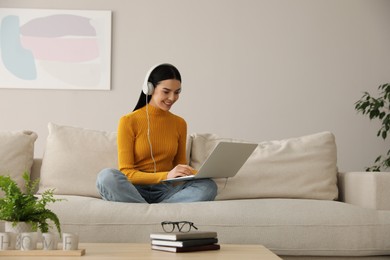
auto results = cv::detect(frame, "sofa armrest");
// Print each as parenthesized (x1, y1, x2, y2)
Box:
(338, 171, 390, 210)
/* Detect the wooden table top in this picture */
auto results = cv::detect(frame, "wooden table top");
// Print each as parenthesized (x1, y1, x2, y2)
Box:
(0, 243, 282, 259)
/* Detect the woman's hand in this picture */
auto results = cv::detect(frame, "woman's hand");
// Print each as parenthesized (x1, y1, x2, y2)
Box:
(167, 164, 196, 179)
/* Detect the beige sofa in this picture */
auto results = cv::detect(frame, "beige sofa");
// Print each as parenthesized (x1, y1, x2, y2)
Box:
(1, 123, 390, 259)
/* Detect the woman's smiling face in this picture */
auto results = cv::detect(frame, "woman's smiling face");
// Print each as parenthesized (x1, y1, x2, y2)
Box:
(149, 79, 182, 111)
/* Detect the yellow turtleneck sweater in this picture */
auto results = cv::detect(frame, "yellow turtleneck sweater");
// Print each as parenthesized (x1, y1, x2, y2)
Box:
(117, 105, 187, 185)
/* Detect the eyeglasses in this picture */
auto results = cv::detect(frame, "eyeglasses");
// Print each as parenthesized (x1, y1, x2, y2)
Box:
(161, 221, 198, 233)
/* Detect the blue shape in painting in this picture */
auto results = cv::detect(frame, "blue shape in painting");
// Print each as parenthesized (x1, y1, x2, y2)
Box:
(0, 15, 37, 80)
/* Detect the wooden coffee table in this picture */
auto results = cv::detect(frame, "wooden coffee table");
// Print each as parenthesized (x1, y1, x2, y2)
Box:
(0, 243, 282, 259)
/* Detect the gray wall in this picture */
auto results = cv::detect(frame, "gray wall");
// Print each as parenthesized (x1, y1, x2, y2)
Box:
(1, 0, 390, 172)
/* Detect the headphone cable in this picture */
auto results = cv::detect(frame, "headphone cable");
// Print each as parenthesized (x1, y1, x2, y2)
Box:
(146, 94, 157, 173)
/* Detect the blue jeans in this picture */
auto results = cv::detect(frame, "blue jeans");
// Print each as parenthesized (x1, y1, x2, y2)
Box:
(96, 168, 218, 203)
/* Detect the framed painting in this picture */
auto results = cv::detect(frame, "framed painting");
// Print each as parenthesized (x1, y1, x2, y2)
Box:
(0, 8, 112, 90)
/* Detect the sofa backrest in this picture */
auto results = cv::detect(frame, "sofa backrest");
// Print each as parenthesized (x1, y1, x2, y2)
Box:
(30, 123, 338, 201)
(31, 159, 42, 182)
(2, 123, 339, 201)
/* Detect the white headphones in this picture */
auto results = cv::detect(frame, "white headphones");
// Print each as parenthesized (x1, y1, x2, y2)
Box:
(142, 63, 171, 95)
(142, 63, 174, 173)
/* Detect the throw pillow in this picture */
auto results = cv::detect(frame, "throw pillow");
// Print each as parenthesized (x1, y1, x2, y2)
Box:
(0, 130, 38, 195)
(38, 123, 117, 197)
(190, 132, 338, 201)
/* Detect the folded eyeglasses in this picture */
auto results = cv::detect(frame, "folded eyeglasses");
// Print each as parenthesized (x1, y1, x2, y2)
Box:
(161, 221, 198, 233)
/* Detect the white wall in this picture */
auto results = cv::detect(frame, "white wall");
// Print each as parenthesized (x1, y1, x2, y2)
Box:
(1, 0, 389, 172)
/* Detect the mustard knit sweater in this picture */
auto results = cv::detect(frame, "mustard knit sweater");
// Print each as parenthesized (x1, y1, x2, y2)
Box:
(117, 105, 187, 185)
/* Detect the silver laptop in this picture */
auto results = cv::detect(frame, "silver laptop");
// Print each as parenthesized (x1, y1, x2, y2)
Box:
(163, 142, 257, 182)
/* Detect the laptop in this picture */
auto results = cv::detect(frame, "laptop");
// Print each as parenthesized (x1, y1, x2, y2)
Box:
(163, 142, 258, 182)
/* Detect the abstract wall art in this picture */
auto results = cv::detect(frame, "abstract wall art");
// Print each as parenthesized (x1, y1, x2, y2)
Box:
(0, 8, 112, 90)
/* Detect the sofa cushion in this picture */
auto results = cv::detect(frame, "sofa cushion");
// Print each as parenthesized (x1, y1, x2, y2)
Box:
(46, 196, 390, 256)
(0, 130, 38, 194)
(38, 123, 117, 197)
(190, 132, 338, 201)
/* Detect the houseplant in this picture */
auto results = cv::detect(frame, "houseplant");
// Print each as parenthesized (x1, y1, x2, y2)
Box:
(0, 172, 62, 234)
(355, 83, 390, 171)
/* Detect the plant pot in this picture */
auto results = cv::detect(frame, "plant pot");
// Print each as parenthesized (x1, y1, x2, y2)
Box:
(5, 221, 33, 233)
(5, 222, 35, 250)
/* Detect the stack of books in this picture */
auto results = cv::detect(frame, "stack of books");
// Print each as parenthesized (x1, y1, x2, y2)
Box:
(150, 231, 220, 253)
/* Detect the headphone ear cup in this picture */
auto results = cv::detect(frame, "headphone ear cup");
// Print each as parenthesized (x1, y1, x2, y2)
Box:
(143, 82, 154, 95)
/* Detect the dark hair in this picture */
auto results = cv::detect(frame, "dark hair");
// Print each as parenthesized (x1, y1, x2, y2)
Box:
(133, 64, 182, 111)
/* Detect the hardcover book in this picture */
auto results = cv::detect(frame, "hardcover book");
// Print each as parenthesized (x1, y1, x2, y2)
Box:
(151, 244, 221, 253)
(150, 231, 217, 241)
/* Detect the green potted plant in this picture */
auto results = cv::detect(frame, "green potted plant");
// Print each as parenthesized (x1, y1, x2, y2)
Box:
(0, 172, 62, 234)
(355, 83, 390, 171)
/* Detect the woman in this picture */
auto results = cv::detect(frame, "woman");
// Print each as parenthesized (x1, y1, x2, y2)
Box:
(96, 63, 217, 203)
